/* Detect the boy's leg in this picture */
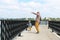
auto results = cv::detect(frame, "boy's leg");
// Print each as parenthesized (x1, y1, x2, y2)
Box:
(27, 26, 31, 31)
(29, 27, 31, 31)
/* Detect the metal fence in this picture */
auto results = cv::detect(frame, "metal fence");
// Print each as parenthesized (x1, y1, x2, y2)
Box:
(48, 21, 60, 34)
(0, 19, 35, 40)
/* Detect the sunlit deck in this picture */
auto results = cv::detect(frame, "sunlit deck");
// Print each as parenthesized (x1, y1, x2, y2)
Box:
(12, 25, 60, 40)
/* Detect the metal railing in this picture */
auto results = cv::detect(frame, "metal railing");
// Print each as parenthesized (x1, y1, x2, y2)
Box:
(0, 19, 35, 40)
(48, 21, 60, 34)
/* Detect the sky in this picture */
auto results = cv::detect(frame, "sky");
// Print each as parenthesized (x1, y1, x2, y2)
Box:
(0, 0, 60, 18)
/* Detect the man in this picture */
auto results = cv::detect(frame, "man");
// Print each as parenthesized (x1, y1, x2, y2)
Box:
(32, 12, 40, 33)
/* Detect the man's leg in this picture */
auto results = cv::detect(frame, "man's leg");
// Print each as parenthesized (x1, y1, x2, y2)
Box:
(35, 22, 39, 33)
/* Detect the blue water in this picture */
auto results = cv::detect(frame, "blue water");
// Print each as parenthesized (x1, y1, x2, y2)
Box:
(40, 21, 48, 25)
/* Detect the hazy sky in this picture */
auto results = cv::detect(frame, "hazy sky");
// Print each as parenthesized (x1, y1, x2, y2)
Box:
(0, 0, 60, 18)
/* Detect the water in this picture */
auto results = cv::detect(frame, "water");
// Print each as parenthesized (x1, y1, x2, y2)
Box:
(40, 21, 48, 25)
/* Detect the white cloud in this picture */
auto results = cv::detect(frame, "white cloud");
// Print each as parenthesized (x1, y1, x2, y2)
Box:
(0, 0, 17, 4)
(0, 0, 42, 18)
(0, 0, 19, 9)
(42, 0, 60, 18)
(0, 0, 60, 18)
(19, 2, 41, 12)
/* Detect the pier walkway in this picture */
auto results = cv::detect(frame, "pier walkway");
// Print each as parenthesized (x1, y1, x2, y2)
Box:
(12, 25, 60, 40)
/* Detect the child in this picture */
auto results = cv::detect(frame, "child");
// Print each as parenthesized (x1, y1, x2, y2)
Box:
(27, 20, 32, 31)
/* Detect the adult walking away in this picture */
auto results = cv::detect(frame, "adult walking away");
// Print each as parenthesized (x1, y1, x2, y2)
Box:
(32, 12, 41, 33)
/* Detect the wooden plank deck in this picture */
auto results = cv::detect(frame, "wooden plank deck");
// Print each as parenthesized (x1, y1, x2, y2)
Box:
(12, 25, 60, 40)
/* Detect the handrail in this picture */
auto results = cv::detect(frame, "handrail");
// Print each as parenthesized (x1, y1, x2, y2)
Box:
(1, 20, 35, 40)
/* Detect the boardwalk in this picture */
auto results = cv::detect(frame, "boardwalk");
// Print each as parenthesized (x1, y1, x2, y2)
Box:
(12, 25, 60, 40)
